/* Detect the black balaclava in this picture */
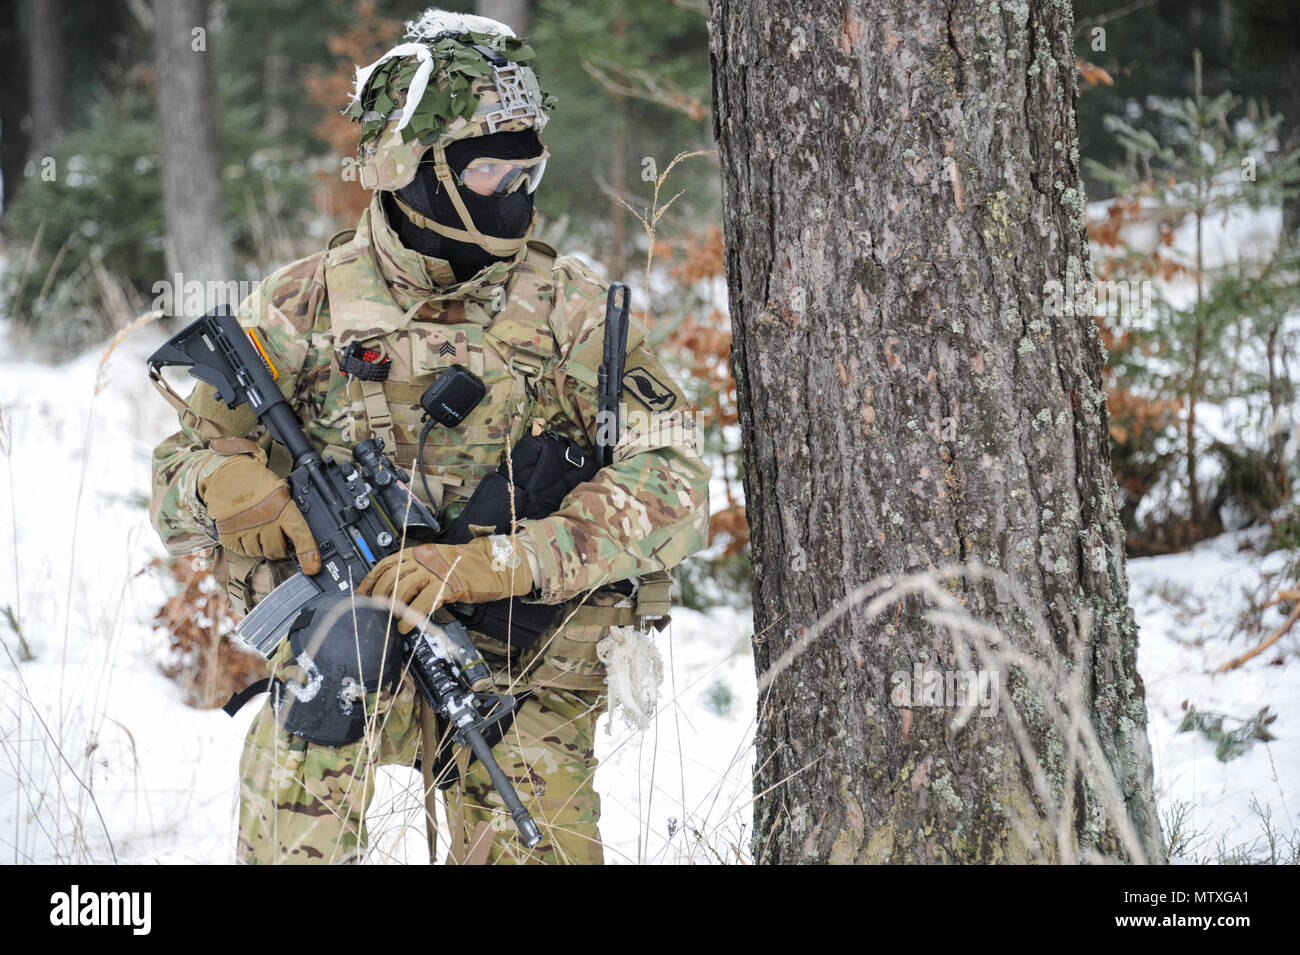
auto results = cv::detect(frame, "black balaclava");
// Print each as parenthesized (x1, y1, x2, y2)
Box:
(388, 129, 543, 284)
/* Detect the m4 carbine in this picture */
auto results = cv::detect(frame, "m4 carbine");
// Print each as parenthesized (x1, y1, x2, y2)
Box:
(148, 306, 541, 849)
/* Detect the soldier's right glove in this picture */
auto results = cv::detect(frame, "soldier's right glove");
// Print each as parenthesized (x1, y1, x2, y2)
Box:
(356, 535, 534, 634)
(196, 438, 321, 575)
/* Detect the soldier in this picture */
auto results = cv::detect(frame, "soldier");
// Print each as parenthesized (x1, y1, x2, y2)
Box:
(149, 9, 710, 865)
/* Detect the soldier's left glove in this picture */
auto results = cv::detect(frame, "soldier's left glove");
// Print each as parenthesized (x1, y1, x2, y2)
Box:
(356, 535, 534, 634)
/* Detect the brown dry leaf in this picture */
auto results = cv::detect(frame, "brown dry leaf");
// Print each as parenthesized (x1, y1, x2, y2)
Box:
(152, 554, 269, 709)
(1076, 59, 1114, 87)
(709, 506, 750, 558)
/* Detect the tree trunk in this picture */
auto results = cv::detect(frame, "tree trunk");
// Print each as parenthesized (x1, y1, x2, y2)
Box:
(476, 0, 533, 37)
(0, 0, 30, 217)
(26, 0, 67, 162)
(1188, 50, 1206, 527)
(152, 0, 232, 303)
(710, 0, 1165, 863)
(1265, 323, 1290, 498)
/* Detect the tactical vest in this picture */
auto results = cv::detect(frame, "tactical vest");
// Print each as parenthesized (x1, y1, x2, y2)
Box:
(225, 228, 671, 692)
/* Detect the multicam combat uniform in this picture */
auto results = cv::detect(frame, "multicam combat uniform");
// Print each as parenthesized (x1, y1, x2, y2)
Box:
(149, 192, 711, 864)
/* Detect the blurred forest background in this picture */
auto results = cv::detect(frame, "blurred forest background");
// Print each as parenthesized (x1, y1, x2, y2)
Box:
(0, 0, 1298, 608)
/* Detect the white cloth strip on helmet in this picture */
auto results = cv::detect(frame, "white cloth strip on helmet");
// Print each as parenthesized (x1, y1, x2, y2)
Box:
(348, 41, 437, 133)
(404, 9, 516, 41)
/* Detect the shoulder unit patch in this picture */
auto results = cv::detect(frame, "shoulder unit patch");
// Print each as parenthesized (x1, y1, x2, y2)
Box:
(622, 367, 677, 411)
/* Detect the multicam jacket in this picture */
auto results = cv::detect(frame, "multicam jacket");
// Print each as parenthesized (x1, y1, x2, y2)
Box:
(150, 194, 710, 685)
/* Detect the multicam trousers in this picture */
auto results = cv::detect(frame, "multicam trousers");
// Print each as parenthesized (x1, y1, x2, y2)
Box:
(235, 671, 607, 865)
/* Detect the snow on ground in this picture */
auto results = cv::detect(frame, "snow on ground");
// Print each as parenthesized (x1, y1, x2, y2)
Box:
(0, 320, 1294, 864)
(0, 323, 243, 863)
(1129, 530, 1299, 861)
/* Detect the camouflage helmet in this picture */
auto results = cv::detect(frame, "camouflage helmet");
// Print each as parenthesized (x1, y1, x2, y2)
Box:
(349, 10, 553, 193)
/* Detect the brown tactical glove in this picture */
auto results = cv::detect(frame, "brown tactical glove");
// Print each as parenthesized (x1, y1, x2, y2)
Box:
(357, 535, 533, 634)
(196, 438, 321, 575)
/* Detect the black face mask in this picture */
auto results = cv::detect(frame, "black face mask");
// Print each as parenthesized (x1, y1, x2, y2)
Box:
(390, 130, 542, 284)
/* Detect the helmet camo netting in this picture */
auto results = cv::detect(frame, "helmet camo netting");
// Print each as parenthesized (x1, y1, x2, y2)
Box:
(348, 9, 554, 193)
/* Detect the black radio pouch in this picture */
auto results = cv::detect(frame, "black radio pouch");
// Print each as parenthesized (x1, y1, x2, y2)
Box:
(442, 430, 602, 649)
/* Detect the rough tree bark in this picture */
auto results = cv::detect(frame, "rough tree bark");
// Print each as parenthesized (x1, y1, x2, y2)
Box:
(152, 0, 231, 299)
(710, 0, 1166, 863)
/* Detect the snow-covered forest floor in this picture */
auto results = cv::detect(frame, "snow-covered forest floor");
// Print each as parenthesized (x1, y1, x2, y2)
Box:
(0, 322, 1294, 865)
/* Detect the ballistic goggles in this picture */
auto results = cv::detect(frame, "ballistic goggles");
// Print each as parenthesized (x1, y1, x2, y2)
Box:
(456, 149, 549, 197)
